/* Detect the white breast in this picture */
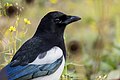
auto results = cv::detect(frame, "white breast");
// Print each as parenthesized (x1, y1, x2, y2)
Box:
(30, 46, 63, 64)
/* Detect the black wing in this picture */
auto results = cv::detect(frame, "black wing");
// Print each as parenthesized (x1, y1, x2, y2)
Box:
(11, 37, 54, 66)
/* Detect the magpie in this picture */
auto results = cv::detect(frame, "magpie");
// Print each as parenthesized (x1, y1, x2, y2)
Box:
(0, 11, 81, 80)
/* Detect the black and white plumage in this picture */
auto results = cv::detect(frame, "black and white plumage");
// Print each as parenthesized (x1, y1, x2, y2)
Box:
(0, 11, 81, 80)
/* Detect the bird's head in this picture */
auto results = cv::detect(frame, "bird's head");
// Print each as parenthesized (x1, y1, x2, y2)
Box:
(35, 11, 81, 37)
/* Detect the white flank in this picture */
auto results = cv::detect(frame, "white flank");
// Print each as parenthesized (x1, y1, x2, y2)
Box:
(32, 56, 65, 80)
(30, 46, 63, 64)
(30, 46, 65, 80)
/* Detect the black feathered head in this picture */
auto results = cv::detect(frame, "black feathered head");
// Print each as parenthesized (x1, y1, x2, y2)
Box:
(34, 11, 81, 36)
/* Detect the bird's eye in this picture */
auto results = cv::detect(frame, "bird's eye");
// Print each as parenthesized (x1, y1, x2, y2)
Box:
(54, 18, 62, 24)
(55, 18, 60, 22)
(54, 15, 67, 24)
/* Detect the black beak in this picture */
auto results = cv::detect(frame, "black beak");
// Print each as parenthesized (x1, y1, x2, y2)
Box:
(64, 16, 81, 24)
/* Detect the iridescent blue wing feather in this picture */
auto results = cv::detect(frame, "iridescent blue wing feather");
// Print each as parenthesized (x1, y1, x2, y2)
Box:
(0, 56, 63, 80)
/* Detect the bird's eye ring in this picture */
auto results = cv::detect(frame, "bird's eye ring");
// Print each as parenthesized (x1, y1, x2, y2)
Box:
(54, 18, 62, 24)
(55, 18, 60, 21)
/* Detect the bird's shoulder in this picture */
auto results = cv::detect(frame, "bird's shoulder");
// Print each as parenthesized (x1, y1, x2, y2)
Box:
(11, 37, 54, 66)
(19, 37, 43, 50)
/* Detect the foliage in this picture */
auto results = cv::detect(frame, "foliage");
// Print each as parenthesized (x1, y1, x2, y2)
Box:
(0, 0, 120, 80)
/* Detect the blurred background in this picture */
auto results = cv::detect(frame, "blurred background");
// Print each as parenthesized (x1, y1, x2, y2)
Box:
(0, 0, 120, 80)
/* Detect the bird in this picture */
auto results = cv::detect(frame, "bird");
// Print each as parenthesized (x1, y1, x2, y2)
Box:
(0, 11, 81, 80)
